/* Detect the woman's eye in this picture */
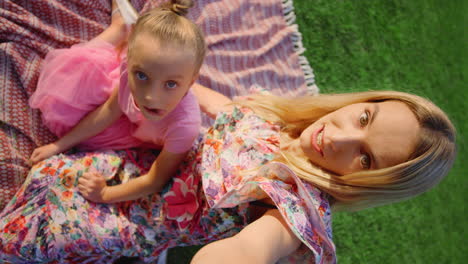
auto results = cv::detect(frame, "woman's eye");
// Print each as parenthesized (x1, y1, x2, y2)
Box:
(359, 111, 370, 126)
(360, 154, 371, 169)
(135, 71, 148, 81)
(166, 81, 177, 89)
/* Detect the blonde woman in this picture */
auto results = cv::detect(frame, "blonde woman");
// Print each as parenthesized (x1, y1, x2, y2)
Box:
(28, 0, 206, 203)
(0, 82, 455, 263)
(189, 84, 456, 263)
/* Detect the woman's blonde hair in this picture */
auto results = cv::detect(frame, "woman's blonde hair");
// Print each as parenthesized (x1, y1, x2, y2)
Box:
(236, 91, 456, 211)
(127, 0, 205, 74)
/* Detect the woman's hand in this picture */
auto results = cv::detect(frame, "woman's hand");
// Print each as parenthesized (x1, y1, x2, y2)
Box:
(78, 172, 109, 203)
(29, 143, 62, 165)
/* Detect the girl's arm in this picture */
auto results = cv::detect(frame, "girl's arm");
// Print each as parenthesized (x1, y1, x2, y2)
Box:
(29, 87, 123, 164)
(78, 148, 187, 203)
(191, 209, 302, 264)
(192, 83, 232, 119)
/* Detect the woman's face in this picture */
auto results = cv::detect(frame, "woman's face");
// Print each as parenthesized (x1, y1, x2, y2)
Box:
(300, 101, 420, 175)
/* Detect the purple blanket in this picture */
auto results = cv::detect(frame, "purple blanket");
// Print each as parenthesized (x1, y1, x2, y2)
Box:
(0, 0, 316, 210)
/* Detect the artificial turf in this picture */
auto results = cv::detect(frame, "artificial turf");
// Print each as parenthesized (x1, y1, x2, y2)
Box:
(168, 0, 466, 263)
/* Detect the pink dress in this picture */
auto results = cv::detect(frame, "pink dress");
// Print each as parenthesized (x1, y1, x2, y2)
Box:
(29, 40, 201, 153)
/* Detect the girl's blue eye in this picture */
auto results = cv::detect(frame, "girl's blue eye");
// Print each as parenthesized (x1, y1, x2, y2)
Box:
(166, 81, 177, 89)
(135, 71, 148, 81)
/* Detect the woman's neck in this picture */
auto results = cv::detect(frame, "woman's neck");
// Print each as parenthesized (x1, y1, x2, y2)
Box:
(280, 137, 303, 156)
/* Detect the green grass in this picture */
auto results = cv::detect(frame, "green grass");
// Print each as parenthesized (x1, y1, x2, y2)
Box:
(294, 0, 466, 263)
(168, 0, 467, 263)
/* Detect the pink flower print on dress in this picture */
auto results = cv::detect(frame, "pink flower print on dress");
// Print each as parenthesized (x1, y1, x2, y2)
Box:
(164, 175, 199, 229)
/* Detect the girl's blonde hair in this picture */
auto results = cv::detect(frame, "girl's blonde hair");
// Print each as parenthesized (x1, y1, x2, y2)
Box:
(236, 91, 456, 211)
(127, 0, 205, 74)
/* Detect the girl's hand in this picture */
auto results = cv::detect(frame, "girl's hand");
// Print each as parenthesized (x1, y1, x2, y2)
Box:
(78, 172, 109, 203)
(29, 143, 62, 165)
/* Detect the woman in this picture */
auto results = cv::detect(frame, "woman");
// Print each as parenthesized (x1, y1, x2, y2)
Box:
(191, 85, 456, 263)
(0, 85, 456, 264)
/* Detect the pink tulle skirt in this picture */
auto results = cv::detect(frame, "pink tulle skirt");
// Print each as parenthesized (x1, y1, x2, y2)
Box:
(30, 40, 142, 150)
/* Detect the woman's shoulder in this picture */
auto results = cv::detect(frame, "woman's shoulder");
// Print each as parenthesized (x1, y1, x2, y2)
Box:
(211, 105, 277, 133)
(203, 105, 280, 164)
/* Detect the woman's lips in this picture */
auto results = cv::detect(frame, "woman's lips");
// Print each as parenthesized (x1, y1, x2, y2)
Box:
(312, 124, 324, 156)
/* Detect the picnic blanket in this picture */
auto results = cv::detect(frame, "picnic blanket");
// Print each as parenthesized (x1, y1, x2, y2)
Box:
(0, 0, 317, 210)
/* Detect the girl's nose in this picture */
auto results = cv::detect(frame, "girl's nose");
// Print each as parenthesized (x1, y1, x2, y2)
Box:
(144, 85, 160, 101)
(144, 92, 153, 101)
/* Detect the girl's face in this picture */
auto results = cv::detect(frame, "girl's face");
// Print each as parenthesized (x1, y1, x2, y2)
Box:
(127, 33, 197, 121)
(300, 101, 420, 175)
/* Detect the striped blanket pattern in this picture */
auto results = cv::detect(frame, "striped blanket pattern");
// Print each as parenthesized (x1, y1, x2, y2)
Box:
(0, 0, 316, 210)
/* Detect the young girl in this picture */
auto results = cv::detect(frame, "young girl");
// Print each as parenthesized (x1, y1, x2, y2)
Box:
(28, 0, 206, 203)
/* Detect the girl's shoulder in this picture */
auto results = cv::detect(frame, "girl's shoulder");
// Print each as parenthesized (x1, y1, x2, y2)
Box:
(169, 90, 202, 121)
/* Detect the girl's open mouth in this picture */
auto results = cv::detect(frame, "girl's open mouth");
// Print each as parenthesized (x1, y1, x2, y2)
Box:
(144, 106, 166, 116)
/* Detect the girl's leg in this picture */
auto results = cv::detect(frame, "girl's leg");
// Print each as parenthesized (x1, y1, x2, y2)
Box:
(91, 0, 129, 46)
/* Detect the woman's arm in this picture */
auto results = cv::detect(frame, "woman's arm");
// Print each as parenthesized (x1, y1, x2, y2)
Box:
(191, 209, 301, 264)
(30, 86, 123, 164)
(78, 149, 187, 203)
(192, 83, 232, 119)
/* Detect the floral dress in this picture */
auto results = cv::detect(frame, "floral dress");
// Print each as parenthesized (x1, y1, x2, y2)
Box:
(0, 107, 335, 263)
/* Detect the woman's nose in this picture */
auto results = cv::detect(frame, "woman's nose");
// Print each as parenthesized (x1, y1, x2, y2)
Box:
(328, 132, 363, 153)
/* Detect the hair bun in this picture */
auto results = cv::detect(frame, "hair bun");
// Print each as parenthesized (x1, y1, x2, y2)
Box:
(166, 0, 193, 16)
